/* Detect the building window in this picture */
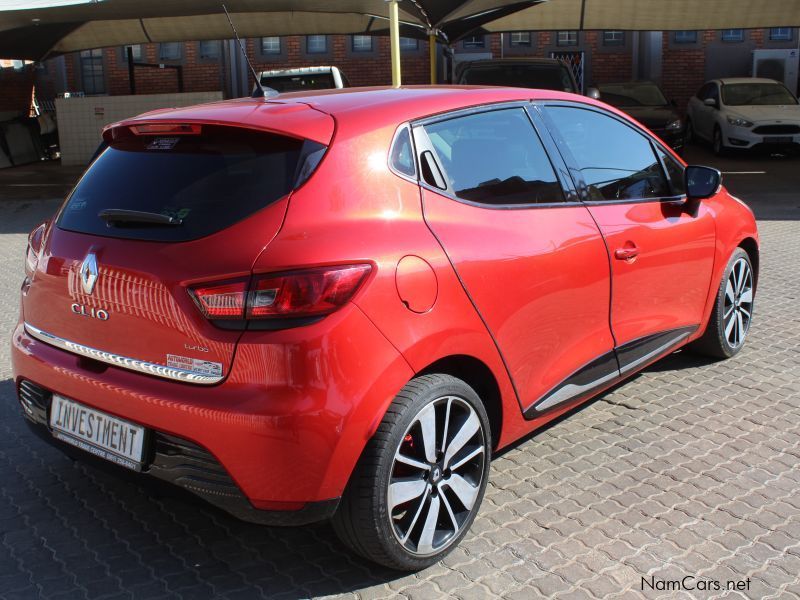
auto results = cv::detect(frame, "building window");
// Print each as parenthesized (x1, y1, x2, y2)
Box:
(674, 30, 698, 44)
(159, 42, 181, 61)
(261, 37, 281, 54)
(557, 31, 578, 46)
(306, 35, 328, 54)
(720, 29, 744, 42)
(462, 35, 485, 49)
(603, 31, 625, 46)
(400, 37, 419, 51)
(510, 32, 531, 47)
(770, 27, 793, 41)
(352, 35, 373, 52)
(199, 40, 221, 59)
(80, 49, 105, 95)
(123, 44, 142, 61)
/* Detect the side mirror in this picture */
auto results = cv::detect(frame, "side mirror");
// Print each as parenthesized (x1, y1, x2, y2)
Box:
(586, 87, 601, 100)
(703, 97, 718, 108)
(685, 165, 722, 200)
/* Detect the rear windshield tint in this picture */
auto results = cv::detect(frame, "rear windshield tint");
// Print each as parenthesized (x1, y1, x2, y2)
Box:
(58, 126, 322, 242)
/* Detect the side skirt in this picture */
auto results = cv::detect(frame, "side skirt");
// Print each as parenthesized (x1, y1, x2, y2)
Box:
(523, 326, 698, 419)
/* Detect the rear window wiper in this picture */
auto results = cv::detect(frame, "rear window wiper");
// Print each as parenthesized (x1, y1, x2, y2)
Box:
(98, 209, 183, 226)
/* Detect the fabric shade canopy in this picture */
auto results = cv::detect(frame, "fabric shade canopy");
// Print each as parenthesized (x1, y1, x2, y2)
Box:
(0, 0, 538, 60)
(482, 0, 800, 32)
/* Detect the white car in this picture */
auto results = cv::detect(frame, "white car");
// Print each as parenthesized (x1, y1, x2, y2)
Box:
(686, 77, 800, 155)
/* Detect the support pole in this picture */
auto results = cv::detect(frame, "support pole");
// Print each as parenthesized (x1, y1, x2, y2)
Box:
(429, 33, 437, 84)
(127, 46, 136, 95)
(388, 0, 401, 87)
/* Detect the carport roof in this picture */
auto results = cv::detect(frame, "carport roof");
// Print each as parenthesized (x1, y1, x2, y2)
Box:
(480, 0, 800, 32)
(0, 0, 539, 60)
(2, 0, 799, 61)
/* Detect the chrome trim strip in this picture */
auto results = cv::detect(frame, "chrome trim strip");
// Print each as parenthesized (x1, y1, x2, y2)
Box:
(535, 370, 619, 412)
(618, 332, 691, 375)
(24, 322, 223, 385)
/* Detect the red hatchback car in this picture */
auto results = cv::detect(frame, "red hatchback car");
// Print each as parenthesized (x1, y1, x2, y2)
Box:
(12, 87, 758, 570)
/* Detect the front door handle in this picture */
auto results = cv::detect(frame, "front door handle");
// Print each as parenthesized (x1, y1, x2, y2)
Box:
(614, 244, 640, 261)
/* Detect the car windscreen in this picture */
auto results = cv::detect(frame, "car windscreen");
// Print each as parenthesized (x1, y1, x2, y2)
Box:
(721, 83, 798, 106)
(57, 126, 314, 242)
(260, 73, 336, 92)
(598, 83, 668, 107)
(461, 64, 575, 92)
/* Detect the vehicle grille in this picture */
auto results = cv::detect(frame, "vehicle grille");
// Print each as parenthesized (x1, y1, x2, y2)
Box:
(753, 125, 800, 135)
(149, 432, 242, 499)
(18, 379, 49, 423)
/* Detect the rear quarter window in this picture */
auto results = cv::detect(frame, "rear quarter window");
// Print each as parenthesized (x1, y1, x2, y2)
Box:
(58, 126, 323, 242)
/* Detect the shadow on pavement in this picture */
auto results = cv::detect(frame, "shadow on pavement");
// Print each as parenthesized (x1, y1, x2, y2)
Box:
(0, 377, 407, 598)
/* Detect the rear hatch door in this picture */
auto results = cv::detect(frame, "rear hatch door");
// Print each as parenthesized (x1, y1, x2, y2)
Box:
(24, 117, 330, 382)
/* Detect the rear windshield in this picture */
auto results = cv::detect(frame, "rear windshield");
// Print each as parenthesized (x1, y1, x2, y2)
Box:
(260, 73, 336, 92)
(721, 83, 798, 106)
(58, 126, 320, 242)
(460, 64, 576, 92)
(598, 83, 668, 107)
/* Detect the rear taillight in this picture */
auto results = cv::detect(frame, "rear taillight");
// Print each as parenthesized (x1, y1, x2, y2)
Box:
(24, 222, 46, 278)
(191, 281, 248, 319)
(190, 264, 371, 324)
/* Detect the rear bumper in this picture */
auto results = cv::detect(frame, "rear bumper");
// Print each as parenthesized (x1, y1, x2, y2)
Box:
(11, 306, 413, 524)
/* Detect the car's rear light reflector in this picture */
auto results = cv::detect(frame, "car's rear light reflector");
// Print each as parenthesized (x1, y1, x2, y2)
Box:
(130, 123, 202, 136)
(189, 265, 371, 324)
(191, 281, 248, 319)
(248, 265, 372, 319)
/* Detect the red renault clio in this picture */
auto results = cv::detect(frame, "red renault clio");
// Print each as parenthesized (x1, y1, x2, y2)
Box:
(12, 87, 758, 570)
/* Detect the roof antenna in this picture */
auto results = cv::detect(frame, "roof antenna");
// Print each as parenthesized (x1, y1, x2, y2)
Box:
(221, 3, 277, 100)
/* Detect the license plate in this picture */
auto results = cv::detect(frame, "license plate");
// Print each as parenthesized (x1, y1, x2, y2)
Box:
(764, 136, 793, 144)
(49, 395, 145, 471)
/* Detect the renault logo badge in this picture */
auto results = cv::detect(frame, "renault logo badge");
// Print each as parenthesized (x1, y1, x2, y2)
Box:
(79, 252, 99, 295)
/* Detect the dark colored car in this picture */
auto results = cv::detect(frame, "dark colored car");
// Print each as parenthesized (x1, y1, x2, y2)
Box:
(456, 58, 582, 94)
(597, 81, 685, 152)
(13, 86, 758, 571)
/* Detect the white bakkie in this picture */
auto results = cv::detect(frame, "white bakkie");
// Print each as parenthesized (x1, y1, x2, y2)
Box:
(687, 77, 800, 155)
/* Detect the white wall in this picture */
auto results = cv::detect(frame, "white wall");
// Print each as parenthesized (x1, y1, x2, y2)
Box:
(55, 92, 223, 166)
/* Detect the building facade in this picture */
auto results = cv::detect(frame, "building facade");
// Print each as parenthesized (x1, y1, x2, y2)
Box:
(5, 27, 799, 120)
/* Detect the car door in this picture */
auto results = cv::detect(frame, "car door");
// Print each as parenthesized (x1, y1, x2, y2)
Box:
(540, 103, 716, 372)
(413, 105, 617, 419)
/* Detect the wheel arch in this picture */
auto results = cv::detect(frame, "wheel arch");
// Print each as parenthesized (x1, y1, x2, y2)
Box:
(738, 237, 760, 289)
(417, 354, 503, 451)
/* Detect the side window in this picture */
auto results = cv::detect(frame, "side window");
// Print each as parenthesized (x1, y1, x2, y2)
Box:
(544, 106, 670, 202)
(657, 148, 686, 196)
(422, 108, 564, 205)
(390, 127, 416, 178)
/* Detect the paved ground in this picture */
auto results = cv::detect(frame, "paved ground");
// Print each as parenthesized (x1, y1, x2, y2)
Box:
(1, 145, 799, 599)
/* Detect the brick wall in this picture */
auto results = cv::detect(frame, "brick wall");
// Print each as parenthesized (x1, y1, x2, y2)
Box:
(39, 28, 799, 103)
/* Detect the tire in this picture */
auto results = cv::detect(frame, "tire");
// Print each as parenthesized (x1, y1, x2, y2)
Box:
(332, 373, 491, 571)
(712, 125, 727, 156)
(690, 248, 755, 359)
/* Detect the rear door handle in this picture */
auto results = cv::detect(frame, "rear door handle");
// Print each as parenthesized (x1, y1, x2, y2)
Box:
(614, 245, 640, 261)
